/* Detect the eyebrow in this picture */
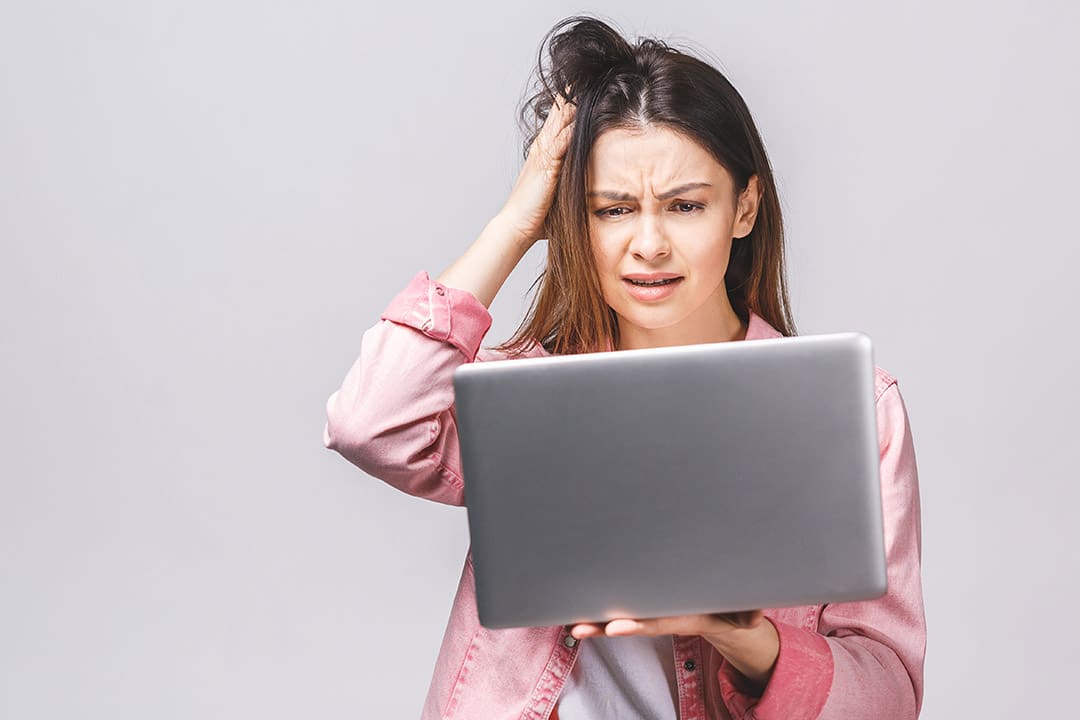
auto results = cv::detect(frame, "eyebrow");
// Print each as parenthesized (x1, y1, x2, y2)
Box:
(587, 182, 713, 202)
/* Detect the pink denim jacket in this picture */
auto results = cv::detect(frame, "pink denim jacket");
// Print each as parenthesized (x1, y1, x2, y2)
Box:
(323, 271, 926, 720)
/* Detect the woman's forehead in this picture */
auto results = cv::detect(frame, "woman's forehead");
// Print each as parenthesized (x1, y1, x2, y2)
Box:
(587, 125, 730, 189)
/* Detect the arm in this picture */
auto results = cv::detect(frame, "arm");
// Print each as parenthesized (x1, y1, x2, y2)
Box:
(714, 379, 926, 720)
(322, 93, 577, 504)
(322, 267, 495, 506)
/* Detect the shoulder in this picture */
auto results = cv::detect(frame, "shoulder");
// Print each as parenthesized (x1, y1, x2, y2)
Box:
(874, 366, 899, 403)
(872, 365, 907, 423)
(871, 366, 917, 459)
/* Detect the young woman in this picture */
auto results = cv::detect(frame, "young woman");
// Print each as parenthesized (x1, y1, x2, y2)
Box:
(324, 16, 925, 720)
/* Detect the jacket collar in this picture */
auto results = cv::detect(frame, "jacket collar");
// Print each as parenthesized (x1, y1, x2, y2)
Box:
(525, 310, 786, 356)
(745, 309, 783, 341)
(594, 310, 783, 353)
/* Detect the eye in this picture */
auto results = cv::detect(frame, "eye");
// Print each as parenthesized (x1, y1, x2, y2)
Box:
(673, 202, 703, 214)
(595, 207, 631, 218)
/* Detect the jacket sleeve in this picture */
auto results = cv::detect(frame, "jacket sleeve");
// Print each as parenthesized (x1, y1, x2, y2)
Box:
(322, 270, 493, 507)
(715, 378, 926, 720)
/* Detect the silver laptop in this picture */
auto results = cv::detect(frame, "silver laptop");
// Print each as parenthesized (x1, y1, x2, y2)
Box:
(452, 332, 886, 629)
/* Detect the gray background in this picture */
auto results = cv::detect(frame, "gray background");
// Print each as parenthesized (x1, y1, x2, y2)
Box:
(2, 1, 1077, 717)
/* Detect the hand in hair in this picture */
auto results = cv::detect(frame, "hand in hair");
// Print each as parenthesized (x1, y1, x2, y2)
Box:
(569, 609, 780, 696)
(498, 90, 576, 247)
(435, 88, 576, 308)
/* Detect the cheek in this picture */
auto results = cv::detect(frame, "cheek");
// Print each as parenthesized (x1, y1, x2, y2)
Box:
(687, 238, 734, 285)
(589, 235, 618, 274)
(699, 229, 734, 262)
(590, 243, 624, 305)
(712, 239, 734, 264)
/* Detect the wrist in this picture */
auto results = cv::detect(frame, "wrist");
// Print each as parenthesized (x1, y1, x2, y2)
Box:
(489, 210, 539, 252)
(704, 618, 780, 692)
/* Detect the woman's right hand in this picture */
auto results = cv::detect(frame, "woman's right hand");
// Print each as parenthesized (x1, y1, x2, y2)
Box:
(497, 92, 578, 247)
(436, 91, 576, 308)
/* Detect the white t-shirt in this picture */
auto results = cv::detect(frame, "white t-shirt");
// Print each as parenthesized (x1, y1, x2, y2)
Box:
(557, 634, 678, 719)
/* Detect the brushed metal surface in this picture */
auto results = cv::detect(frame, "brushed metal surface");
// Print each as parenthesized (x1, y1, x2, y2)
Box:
(453, 333, 885, 629)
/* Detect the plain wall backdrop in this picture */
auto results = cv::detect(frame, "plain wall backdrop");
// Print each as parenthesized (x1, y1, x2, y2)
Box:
(2, 1, 1078, 717)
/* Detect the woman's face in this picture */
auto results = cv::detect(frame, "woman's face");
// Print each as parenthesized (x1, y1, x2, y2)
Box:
(586, 124, 761, 350)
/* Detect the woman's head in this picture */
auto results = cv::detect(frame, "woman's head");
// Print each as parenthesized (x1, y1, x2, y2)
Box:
(502, 15, 795, 354)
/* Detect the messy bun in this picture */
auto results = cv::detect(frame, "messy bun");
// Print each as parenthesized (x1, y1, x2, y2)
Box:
(518, 17, 634, 158)
(502, 16, 794, 355)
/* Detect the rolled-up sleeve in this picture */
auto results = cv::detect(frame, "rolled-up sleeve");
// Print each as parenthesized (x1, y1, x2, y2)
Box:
(378, 270, 493, 361)
(322, 271, 493, 506)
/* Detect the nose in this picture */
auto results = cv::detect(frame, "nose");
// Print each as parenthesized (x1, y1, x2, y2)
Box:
(628, 214, 670, 262)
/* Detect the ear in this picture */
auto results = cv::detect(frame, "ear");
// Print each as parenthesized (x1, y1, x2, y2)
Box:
(732, 175, 762, 239)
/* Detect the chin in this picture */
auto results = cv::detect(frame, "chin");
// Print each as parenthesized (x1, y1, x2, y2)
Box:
(615, 307, 690, 331)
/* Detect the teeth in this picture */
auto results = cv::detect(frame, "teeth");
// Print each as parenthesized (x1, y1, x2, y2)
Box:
(629, 278, 676, 286)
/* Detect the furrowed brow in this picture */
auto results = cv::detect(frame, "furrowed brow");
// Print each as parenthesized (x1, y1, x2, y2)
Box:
(587, 182, 712, 202)
(655, 182, 712, 200)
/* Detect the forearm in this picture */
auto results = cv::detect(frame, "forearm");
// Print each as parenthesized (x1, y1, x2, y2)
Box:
(437, 213, 534, 308)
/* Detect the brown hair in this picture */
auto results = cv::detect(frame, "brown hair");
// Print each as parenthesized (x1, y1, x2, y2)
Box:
(498, 15, 796, 355)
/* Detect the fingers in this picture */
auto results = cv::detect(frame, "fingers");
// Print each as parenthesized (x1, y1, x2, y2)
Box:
(500, 87, 577, 244)
(570, 616, 688, 639)
(569, 623, 604, 639)
(529, 93, 576, 169)
(599, 611, 766, 638)
(604, 618, 647, 635)
(548, 84, 575, 124)
(552, 115, 576, 149)
(605, 616, 693, 637)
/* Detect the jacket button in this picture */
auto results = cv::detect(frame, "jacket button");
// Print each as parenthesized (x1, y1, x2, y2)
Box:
(683, 659, 696, 671)
(435, 286, 445, 296)
(563, 635, 578, 648)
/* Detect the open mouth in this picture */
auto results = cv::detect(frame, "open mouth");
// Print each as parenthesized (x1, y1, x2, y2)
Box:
(621, 275, 684, 300)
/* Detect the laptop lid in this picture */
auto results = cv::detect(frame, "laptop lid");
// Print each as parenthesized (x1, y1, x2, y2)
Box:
(452, 332, 886, 629)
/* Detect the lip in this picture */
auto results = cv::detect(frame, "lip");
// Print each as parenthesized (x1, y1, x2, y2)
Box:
(621, 273, 684, 302)
(622, 272, 683, 282)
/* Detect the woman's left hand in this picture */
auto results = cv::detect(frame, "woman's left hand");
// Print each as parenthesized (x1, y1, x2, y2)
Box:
(569, 610, 780, 694)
